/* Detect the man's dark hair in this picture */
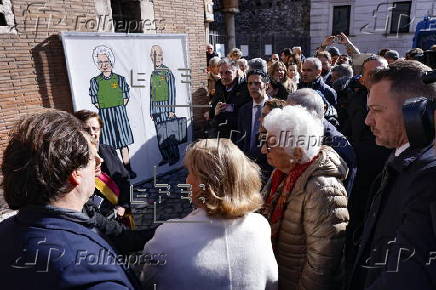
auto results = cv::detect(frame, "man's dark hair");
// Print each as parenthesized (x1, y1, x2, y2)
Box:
(74, 110, 104, 128)
(378, 48, 390, 57)
(371, 60, 436, 103)
(2, 110, 91, 209)
(362, 54, 387, 74)
(247, 69, 270, 83)
(282, 48, 292, 57)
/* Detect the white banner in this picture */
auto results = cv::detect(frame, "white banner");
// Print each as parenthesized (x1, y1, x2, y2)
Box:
(61, 32, 192, 183)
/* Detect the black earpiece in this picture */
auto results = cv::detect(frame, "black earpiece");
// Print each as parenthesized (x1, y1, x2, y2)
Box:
(403, 97, 435, 148)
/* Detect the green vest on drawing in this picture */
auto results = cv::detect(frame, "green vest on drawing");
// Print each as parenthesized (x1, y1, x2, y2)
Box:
(151, 69, 170, 102)
(96, 73, 124, 108)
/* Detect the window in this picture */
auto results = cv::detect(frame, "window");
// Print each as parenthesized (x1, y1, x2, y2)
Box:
(240, 45, 249, 57)
(265, 44, 272, 55)
(0, 13, 6, 26)
(390, 1, 411, 34)
(0, 0, 16, 34)
(332, 5, 351, 35)
(110, 0, 142, 33)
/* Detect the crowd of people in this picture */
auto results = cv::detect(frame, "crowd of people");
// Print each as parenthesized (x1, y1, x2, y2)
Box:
(0, 33, 435, 290)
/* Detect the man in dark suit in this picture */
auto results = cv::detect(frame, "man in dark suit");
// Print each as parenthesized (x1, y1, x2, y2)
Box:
(237, 69, 272, 183)
(208, 58, 251, 139)
(347, 60, 436, 290)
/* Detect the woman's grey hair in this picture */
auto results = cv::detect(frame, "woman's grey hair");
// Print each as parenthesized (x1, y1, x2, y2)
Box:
(287, 88, 325, 120)
(92, 45, 115, 67)
(304, 57, 322, 71)
(209, 56, 221, 67)
(248, 58, 268, 74)
(331, 64, 353, 79)
(218, 57, 238, 70)
(263, 105, 324, 162)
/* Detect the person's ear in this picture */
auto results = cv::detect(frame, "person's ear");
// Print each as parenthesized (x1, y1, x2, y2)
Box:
(69, 170, 81, 186)
(292, 147, 304, 163)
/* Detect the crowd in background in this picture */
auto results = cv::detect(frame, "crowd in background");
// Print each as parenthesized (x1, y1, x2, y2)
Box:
(0, 35, 435, 290)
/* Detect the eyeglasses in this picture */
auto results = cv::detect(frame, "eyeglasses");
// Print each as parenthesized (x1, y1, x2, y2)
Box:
(258, 133, 274, 153)
(97, 61, 110, 65)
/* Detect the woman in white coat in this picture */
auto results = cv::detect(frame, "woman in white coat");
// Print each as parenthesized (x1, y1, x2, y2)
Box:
(140, 138, 278, 290)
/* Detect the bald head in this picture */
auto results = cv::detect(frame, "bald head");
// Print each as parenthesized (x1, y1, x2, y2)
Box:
(150, 45, 164, 67)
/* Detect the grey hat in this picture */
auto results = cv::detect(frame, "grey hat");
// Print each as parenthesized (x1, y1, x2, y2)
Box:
(328, 46, 340, 56)
(384, 50, 399, 60)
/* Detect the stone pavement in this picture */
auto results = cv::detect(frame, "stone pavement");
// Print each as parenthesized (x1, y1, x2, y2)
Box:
(0, 168, 193, 227)
(131, 167, 193, 230)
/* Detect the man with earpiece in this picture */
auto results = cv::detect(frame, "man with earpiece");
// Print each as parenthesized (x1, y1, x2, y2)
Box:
(347, 60, 436, 290)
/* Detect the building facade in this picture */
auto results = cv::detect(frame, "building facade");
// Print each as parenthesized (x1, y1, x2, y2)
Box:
(211, 0, 311, 59)
(0, 0, 209, 206)
(310, 0, 436, 56)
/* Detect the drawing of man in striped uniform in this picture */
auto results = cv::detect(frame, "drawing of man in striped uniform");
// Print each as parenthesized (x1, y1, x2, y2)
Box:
(150, 45, 180, 166)
(89, 45, 137, 179)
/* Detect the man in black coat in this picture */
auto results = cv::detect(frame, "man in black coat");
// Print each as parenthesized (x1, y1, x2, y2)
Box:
(298, 57, 337, 107)
(347, 60, 436, 290)
(208, 58, 251, 139)
(206, 43, 218, 66)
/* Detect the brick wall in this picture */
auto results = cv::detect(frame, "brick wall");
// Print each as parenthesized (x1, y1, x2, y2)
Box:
(0, 0, 208, 208)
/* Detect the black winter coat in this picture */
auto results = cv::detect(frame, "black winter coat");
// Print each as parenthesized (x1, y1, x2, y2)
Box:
(208, 77, 251, 139)
(347, 144, 436, 290)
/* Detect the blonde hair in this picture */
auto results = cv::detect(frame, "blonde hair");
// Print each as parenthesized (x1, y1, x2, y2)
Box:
(270, 61, 288, 82)
(184, 139, 263, 219)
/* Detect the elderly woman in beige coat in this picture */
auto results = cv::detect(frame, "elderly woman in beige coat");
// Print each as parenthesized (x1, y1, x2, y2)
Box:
(260, 105, 349, 290)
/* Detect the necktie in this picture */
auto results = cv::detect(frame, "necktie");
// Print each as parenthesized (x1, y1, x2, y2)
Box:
(251, 105, 261, 151)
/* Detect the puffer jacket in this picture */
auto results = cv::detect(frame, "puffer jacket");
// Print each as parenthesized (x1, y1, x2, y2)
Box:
(262, 146, 349, 290)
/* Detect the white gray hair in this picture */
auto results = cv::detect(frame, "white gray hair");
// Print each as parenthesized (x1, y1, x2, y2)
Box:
(263, 105, 323, 162)
(219, 57, 238, 70)
(287, 88, 325, 120)
(248, 58, 268, 74)
(304, 57, 322, 71)
(92, 45, 115, 67)
(209, 56, 221, 67)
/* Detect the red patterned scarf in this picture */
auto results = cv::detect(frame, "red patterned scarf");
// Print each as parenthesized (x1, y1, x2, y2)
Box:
(262, 156, 318, 247)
